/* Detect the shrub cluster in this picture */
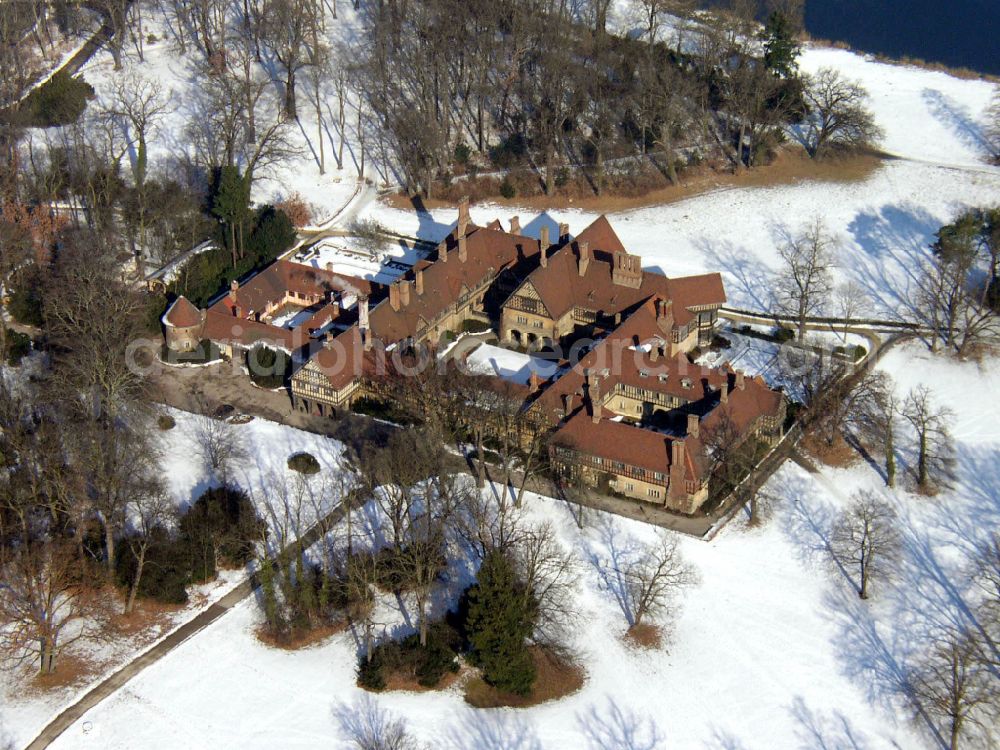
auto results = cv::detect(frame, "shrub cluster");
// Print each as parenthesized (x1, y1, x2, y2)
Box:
(287, 452, 320, 474)
(358, 621, 461, 690)
(116, 486, 264, 605)
(14, 71, 94, 128)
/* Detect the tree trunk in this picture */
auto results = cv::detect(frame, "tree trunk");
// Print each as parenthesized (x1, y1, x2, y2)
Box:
(917, 431, 928, 487)
(104, 523, 116, 572)
(885, 428, 895, 488)
(126, 546, 146, 614)
(475, 432, 486, 489)
(859, 560, 869, 599)
(285, 71, 297, 119)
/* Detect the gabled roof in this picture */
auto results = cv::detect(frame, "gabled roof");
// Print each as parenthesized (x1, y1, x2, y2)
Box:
(210, 260, 373, 317)
(369, 224, 541, 343)
(507, 215, 725, 326)
(163, 296, 203, 328)
(200, 310, 302, 353)
(574, 214, 628, 255)
(552, 408, 704, 483)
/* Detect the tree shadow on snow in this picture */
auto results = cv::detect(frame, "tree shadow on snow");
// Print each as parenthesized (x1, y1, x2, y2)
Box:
(576, 697, 667, 750)
(698, 237, 776, 311)
(921, 89, 994, 159)
(444, 711, 542, 750)
(845, 204, 943, 327)
(789, 696, 873, 750)
(583, 514, 645, 628)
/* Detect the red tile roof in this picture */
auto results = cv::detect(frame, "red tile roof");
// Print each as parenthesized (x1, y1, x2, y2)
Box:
(368, 225, 541, 343)
(163, 296, 203, 328)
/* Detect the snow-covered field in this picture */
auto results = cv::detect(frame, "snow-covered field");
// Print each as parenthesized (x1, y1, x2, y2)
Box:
(32, 339, 1000, 749)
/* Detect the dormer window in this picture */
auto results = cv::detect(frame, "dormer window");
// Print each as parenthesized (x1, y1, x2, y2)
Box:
(658, 373, 668, 382)
(681, 377, 693, 389)
(639, 369, 648, 378)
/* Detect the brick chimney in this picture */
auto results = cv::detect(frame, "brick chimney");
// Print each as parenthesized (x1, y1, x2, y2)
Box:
(650, 345, 660, 363)
(389, 282, 400, 311)
(687, 413, 699, 438)
(720, 382, 729, 404)
(559, 222, 569, 242)
(400, 279, 411, 307)
(457, 195, 470, 238)
(229, 279, 239, 302)
(359, 295, 371, 350)
(438, 241, 448, 263)
(656, 298, 674, 335)
(612, 251, 643, 289)
(668, 439, 686, 502)
(578, 241, 590, 277)
(529, 370, 541, 392)
(415, 268, 424, 296)
(585, 368, 600, 416)
(563, 392, 574, 418)
(458, 235, 467, 262)
(540, 225, 550, 249)
(736, 371, 746, 390)
(592, 402, 602, 424)
(510, 215, 520, 234)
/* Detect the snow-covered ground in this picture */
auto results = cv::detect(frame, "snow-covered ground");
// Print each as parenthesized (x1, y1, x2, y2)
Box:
(34, 338, 1000, 749)
(799, 46, 998, 168)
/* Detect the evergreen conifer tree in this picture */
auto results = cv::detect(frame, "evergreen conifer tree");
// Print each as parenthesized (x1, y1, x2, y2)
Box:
(465, 551, 537, 696)
(762, 11, 801, 78)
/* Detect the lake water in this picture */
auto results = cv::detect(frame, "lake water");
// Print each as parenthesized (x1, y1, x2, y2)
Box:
(804, 0, 999, 76)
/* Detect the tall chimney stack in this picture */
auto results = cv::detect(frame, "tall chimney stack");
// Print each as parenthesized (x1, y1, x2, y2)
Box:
(389, 282, 400, 312)
(720, 382, 729, 404)
(458, 235, 468, 262)
(438, 241, 448, 263)
(687, 413, 699, 438)
(399, 279, 411, 307)
(415, 268, 424, 296)
(540, 224, 550, 249)
(510, 215, 520, 234)
(457, 195, 470, 238)
(578, 241, 590, 276)
(736, 371, 746, 391)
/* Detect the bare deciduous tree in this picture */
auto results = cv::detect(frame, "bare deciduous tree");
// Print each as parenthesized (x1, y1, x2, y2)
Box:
(513, 522, 578, 648)
(192, 413, 248, 483)
(908, 629, 998, 750)
(861, 371, 899, 488)
(830, 490, 900, 599)
(0, 542, 85, 674)
(776, 220, 836, 341)
(123, 486, 174, 614)
(621, 532, 696, 629)
(799, 68, 883, 158)
(338, 695, 420, 750)
(902, 386, 954, 493)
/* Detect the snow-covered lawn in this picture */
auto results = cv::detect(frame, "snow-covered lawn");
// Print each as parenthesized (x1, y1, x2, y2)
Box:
(34, 341, 1000, 749)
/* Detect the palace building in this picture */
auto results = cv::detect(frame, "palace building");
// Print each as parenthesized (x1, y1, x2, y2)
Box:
(164, 199, 786, 515)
